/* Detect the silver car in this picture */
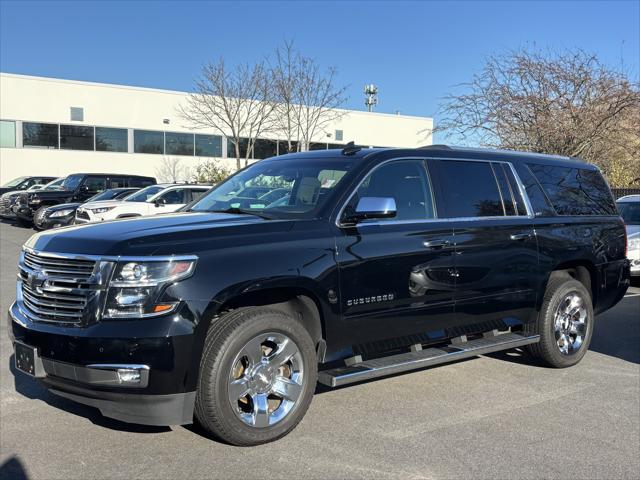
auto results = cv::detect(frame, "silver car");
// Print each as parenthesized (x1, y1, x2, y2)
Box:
(617, 194, 640, 276)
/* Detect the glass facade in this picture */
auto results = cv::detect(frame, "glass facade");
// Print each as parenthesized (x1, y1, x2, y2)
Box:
(60, 125, 94, 150)
(96, 127, 128, 152)
(134, 130, 164, 154)
(165, 132, 194, 156)
(253, 139, 278, 159)
(195, 134, 222, 157)
(0, 120, 16, 148)
(227, 137, 250, 159)
(23, 122, 58, 148)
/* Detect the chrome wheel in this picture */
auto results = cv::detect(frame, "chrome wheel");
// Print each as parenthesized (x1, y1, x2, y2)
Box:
(554, 291, 588, 355)
(228, 332, 304, 428)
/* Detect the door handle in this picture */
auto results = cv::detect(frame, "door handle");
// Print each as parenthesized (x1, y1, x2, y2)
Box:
(423, 239, 451, 249)
(510, 233, 532, 241)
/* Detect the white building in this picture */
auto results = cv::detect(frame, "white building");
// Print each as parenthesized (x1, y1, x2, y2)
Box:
(0, 73, 433, 182)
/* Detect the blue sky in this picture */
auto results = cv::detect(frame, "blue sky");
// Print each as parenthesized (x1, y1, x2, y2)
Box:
(1, 0, 638, 138)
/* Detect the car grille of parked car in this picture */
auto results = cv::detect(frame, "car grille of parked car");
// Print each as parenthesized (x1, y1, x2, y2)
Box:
(76, 210, 90, 221)
(18, 250, 105, 325)
(0, 196, 13, 214)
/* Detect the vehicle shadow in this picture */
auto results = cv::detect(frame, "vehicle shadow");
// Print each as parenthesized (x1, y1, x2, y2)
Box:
(0, 456, 29, 480)
(9, 355, 171, 434)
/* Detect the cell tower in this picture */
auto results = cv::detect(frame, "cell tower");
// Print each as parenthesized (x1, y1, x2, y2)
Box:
(364, 84, 378, 112)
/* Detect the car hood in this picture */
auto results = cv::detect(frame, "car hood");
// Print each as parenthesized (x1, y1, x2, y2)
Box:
(80, 199, 128, 209)
(47, 202, 81, 211)
(25, 212, 295, 256)
(25, 189, 73, 200)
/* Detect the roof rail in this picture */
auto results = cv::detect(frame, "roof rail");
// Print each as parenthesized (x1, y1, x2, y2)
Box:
(342, 141, 362, 156)
(419, 144, 452, 150)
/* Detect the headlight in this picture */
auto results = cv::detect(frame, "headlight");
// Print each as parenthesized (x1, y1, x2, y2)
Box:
(30, 197, 41, 205)
(91, 206, 115, 214)
(50, 208, 74, 218)
(103, 258, 196, 319)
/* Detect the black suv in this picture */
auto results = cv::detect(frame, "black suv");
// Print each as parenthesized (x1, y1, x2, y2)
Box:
(15, 173, 155, 226)
(9, 146, 629, 445)
(0, 176, 57, 196)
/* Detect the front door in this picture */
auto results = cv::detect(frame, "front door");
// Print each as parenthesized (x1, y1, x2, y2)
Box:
(430, 159, 538, 331)
(335, 159, 456, 354)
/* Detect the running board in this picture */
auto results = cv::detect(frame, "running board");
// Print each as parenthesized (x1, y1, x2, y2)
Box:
(318, 332, 539, 387)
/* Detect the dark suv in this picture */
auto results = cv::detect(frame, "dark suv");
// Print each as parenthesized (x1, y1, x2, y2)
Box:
(9, 146, 629, 445)
(15, 173, 155, 226)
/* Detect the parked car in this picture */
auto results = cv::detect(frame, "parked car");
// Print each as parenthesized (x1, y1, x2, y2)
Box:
(0, 176, 57, 196)
(9, 146, 629, 446)
(616, 194, 640, 276)
(15, 173, 156, 226)
(74, 184, 211, 224)
(34, 188, 140, 230)
(1, 178, 65, 219)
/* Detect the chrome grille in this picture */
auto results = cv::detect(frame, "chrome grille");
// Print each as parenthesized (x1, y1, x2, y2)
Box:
(18, 250, 110, 325)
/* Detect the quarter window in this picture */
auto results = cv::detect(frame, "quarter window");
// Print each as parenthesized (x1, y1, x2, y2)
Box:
(23, 122, 58, 149)
(134, 130, 164, 154)
(345, 160, 435, 222)
(60, 125, 94, 150)
(96, 127, 128, 152)
(435, 160, 504, 218)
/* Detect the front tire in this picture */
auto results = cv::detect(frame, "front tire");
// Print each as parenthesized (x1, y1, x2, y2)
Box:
(526, 277, 594, 368)
(32, 206, 48, 230)
(195, 307, 317, 446)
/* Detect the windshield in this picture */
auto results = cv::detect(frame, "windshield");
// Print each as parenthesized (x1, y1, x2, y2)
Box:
(189, 158, 353, 218)
(43, 178, 65, 190)
(62, 175, 84, 190)
(2, 176, 28, 188)
(88, 189, 123, 202)
(124, 185, 164, 202)
(618, 202, 640, 225)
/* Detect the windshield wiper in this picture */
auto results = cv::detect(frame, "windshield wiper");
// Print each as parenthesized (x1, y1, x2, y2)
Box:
(208, 207, 273, 220)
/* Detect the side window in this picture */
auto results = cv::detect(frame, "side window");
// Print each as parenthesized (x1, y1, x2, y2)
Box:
(435, 160, 504, 218)
(109, 177, 126, 188)
(344, 160, 435, 222)
(83, 176, 108, 193)
(502, 164, 528, 215)
(190, 189, 208, 202)
(160, 189, 187, 204)
(528, 164, 617, 216)
(491, 163, 516, 215)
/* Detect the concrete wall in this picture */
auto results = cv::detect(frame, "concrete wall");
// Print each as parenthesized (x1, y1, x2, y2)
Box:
(0, 73, 433, 182)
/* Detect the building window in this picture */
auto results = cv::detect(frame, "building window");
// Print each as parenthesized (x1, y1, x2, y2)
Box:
(195, 134, 222, 157)
(70, 107, 84, 122)
(309, 142, 327, 150)
(165, 132, 194, 156)
(277, 140, 298, 155)
(23, 122, 59, 149)
(0, 120, 16, 148)
(335, 130, 343, 141)
(227, 137, 250, 158)
(60, 125, 94, 150)
(134, 130, 164, 154)
(96, 127, 128, 152)
(327, 143, 345, 149)
(253, 139, 278, 159)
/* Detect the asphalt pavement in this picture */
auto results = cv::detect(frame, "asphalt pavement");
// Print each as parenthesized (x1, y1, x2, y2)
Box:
(1, 221, 639, 480)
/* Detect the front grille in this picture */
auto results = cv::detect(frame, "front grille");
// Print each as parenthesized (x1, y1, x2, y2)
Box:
(18, 250, 108, 325)
(0, 197, 11, 215)
(76, 210, 90, 221)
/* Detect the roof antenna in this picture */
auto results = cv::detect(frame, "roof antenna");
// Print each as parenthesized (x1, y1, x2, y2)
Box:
(341, 141, 362, 156)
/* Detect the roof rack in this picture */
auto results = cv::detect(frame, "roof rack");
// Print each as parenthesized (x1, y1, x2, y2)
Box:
(419, 144, 452, 150)
(342, 141, 362, 156)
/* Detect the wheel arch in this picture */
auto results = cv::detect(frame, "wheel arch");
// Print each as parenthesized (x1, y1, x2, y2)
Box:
(546, 260, 597, 308)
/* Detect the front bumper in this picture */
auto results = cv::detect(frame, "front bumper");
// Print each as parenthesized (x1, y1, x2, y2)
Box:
(39, 212, 75, 229)
(628, 252, 640, 276)
(9, 301, 199, 425)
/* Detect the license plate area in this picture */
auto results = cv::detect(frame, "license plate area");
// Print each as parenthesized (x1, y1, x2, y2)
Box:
(15, 342, 45, 377)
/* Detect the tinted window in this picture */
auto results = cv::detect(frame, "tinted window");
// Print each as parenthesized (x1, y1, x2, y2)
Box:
(82, 176, 107, 193)
(160, 189, 187, 204)
(23, 122, 58, 148)
(0, 120, 16, 148)
(502, 164, 528, 215)
(528, 164, 617, 216)
(345, 160, 435, 222)
(617, 202, 640, 225)
(190, 189, 208, 202)
(436, 160, 504, 217)
(62, 175, 84, 190)
(96, 127, 128, 152)
(165, 132, 194, 156)
(60, 125, 94, 150)
(129, 177, 155, 187)
(195, 134, 222, 157)
(134, 130, 164, 154)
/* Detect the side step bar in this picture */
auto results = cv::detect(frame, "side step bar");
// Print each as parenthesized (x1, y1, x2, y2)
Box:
(318, 332, 539, 387)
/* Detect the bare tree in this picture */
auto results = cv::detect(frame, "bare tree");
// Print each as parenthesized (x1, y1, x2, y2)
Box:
(155, 157, 190, 183)
(437, 48, 640, 186)
(180, 59, 276, 170)
(271, 42, 349, 152)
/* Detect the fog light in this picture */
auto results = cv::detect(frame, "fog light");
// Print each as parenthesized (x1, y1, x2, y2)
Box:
(116, 368, 142, 384)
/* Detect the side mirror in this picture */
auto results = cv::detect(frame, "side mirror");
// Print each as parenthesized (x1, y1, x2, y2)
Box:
(154, 198, 167, 207)
(342, 197, 397, 225)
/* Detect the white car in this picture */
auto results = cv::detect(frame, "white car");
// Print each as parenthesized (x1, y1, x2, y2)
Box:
(617, 194, 640, 277)
(75, 184, 211, 224)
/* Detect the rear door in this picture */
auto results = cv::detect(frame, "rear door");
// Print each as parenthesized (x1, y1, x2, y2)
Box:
(335, 158, 456, 352)
(430, 159, 538, 330)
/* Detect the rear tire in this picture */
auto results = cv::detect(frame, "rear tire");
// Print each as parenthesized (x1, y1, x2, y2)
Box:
(526, 277, 594, 368)
(195, 307, 317, 446)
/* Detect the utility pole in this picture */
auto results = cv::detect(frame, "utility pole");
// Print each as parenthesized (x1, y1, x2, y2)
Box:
(364, 84, 378, 112)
